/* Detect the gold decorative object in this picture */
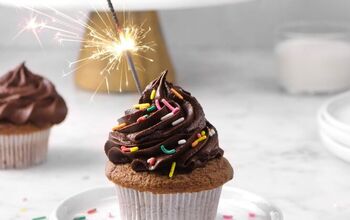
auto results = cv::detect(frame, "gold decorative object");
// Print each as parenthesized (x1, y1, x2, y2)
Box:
(75, 11, 175, 93)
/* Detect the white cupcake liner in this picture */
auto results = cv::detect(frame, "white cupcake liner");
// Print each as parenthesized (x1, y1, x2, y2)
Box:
(0, 128, 51, 169)
(115, 185, 222, 220)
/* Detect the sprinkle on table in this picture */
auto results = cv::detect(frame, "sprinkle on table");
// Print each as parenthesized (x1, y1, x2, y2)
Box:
(223, 214, 233, 220)
(112, 122, 127, 131)
(170, 88, 184, 100)
(248, 212, 256, 218)
(20, 208, 27, 213)
(150, 89, 156, 100)
(133, 103, 150, 110)
(147, 105, 157, 112)
(169, 162, 176, 178)
(161, 145, 176, 154)
(32, 217, 47, 220)
(87, 208, 97, 214)
(172, 117, 184, 126)
(73, 216, 86, 220)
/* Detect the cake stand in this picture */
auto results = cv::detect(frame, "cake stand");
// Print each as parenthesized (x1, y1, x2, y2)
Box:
(0, 0, 251, 92)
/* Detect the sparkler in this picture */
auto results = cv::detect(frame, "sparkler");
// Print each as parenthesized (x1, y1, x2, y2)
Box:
(15, 3, 155, 96)
(107, 0, 142, 94)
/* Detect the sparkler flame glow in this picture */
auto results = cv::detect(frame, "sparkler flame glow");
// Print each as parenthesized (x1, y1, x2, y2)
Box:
(15, 6, 155, 96)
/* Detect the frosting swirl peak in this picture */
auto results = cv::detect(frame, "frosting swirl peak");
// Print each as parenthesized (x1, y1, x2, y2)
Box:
(105, 71, 223, 174)
(0, 63, 68, 127)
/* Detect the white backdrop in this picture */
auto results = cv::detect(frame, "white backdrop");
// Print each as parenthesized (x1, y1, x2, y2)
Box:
(0, 0, 350, 49)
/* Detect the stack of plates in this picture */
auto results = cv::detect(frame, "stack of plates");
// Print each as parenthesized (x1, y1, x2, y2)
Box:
(318, 92, 350, 162)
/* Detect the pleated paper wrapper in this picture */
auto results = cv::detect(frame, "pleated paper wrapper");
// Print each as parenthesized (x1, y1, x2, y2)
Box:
(115, 185, 222, 220)
(0, 129, 50, 169)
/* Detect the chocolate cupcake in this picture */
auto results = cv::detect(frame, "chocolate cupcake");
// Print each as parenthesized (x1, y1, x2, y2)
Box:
(0, 63, 67, 169)
(105, 71, 233, 220)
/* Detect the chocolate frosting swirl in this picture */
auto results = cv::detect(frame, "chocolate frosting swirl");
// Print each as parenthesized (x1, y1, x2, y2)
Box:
(105, 71, 223, 174)
(0, 63, 68, 127)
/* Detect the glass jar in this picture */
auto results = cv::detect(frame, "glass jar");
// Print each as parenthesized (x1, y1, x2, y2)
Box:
(275, 22, 350, 94)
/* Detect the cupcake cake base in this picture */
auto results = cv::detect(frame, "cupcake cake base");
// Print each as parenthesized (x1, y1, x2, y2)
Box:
(0, 125, 51, 169)
(116, 185, 221, 220)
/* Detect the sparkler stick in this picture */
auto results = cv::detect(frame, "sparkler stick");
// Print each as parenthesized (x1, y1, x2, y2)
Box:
(107, 0, 143, 94)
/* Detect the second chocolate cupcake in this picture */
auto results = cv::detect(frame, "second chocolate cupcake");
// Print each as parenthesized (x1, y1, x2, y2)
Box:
(0, 63, 68, 169)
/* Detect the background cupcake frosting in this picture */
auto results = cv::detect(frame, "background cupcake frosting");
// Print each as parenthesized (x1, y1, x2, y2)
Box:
(0, 62, 67, 127)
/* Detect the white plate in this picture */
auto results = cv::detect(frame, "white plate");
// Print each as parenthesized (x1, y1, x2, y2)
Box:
(318, 113, 350, 147)
(320, 91, 350, 134)
(50, 186, 283, 220)
(0, 0, 252, 11)
(320, 130, 350, 163)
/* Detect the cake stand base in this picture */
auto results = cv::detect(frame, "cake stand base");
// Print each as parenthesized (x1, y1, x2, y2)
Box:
(75, 11, 175, 93)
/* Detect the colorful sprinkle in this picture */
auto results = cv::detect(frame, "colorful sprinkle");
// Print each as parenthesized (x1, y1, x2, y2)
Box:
(192, 136, 207, 147)
(248, 212, 256, 218)
(170, 88, 184, 100)
(147, 105, 157, 112)
(87, 208, 97, 214)
(161, 145, 176, 154)
(197, 133, 202, 138)
(223, 215, 233, 220)
(172, 107, 180, 114)
(161, 112, 174, 121)
(73, 217, 86, 220)
(134, 103, 150, 110)
(155, 99, 162, 110)
(209, 128, 216, 137)
(172, 117, 184, 126)
(161, 99, 176, 111)
(130, 147, 139, 153)
(137, 115, 148, 123)
(201, 131, 206, 136)
(169, 162, 176, 178)
(32, 217, 47, 220)
(112, 122, 127, 131)
(178, 139, 187, 145)
(147, 157, 156, 166)
(121, 146, 138, 153)
(121, 146, 130, 152)
(150, 89, 156, 100)
(20, 208, 27, 213)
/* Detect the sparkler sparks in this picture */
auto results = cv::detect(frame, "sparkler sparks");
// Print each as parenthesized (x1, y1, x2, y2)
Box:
(14, 16, 47, 47)
(15, 5, 155, 97)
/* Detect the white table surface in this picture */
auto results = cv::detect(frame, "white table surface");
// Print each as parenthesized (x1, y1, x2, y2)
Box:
(0, 47, 350, 220)
(0, 0, 251, 11)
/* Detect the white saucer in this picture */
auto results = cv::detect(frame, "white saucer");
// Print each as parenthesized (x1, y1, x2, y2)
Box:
(50, 186, 283, 220)
(318, 113, 350, 147)
(320, 131, 350, 163)
(320, 91, 350, 134)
